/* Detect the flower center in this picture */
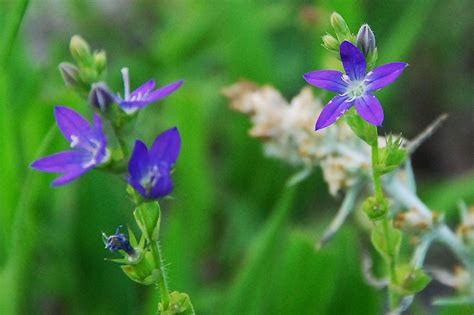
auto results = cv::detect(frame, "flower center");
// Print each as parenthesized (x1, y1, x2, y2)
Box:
(140, 165, 161, 193)
(341, 74, 367, 101)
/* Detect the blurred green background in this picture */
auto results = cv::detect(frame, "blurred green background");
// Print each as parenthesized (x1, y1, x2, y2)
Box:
(0, 0, 473, 314)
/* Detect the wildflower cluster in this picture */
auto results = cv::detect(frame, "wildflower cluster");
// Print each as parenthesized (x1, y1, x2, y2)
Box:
(225, 12, 474, 313)
(32, 36, 193, 314)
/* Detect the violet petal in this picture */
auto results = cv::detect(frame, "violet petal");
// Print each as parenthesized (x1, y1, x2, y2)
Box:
(354, 94, 384, 126)
(303, 70, 348, 94)
(129, 79, 156, 100)
(340, 41, 366, 81)
(54, 106, 93, 145)
(52, 166, 90, 186)
(315, 95, 353, 130)
(128, 140, 150, 182)
(149, 170, 173, 199)
(150, 127, 181, 165)
(31, 150, 91, 173)
(147, 80, 184, 103)
(366, 62, 408, 92)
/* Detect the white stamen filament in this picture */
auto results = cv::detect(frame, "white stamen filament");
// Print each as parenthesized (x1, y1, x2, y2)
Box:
(70, 135, 80, 148)
(140, 165, 161, 192)
(121, 67, 130, 100)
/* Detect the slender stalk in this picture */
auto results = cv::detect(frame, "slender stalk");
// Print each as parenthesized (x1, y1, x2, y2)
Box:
(150, 241, 170, 311)
(370, 126, 398, 310)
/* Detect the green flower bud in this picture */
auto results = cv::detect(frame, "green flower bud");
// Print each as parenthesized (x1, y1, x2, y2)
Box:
(70, 35, 91, 64)
(363, 196, 388, 221)
(322, 34, 339, 51)
(330, 12, 351, 41)
(79, 67, 98, 85)
(94, 50, 107, 75)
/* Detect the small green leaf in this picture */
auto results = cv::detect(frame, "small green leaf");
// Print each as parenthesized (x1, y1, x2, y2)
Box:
(345, 109, 377, 146)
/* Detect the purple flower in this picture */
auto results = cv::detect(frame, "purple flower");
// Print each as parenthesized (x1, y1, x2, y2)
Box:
(102, 226, 136, 256)
(303, 41, 408, 130)
(117, 68, 184, 115)
(31, 106, 110, 186)
(128, 127, 181, 199)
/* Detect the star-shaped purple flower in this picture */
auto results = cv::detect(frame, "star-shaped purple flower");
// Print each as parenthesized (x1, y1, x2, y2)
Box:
(31, 106, 110, 186)
(117, 68, 184, 115)
(128, 127, 181, 199)
(303, 41, 408, 130)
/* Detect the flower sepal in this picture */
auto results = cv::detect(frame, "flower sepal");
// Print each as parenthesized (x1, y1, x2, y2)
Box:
(390, 264, 432, 296)
(363, 196, 389, 221)
(159, 291, 195, 315)
(376, 135, 407, 175)
(121, 264, 161, 286)
(345, 108, 378, 146)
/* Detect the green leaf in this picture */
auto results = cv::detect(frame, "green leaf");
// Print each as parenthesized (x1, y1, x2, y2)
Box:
(345, 109, 377, 146)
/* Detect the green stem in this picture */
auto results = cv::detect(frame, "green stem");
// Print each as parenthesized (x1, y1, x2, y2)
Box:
(150, 241, 170, 311)
(370, 126, 398, 310)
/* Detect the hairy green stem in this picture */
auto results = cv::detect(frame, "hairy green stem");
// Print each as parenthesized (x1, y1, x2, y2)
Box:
(150, 241, 170, 311)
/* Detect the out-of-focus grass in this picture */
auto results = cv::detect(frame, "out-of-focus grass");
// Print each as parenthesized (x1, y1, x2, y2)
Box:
(0, 0, 473, 314)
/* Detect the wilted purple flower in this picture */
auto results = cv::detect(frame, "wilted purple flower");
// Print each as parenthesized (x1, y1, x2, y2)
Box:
(102, 226, 136, 256)
(128, 127, 181, 199)
(31, 106, 110, 186)
(303, 41, 408, 130)
(117, 68, 184, 115)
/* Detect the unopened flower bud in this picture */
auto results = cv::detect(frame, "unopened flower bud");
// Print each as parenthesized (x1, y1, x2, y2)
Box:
(330, 12, 351, 41)
(356, 24, 376, 57)
(89, 82, 115, 111)
(94, 50, 107, 75)
(363, 196, 388, 221)
(59, 62, 80, 87)
(70, 35, 91, 63)
(322, 34, 339, 51)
